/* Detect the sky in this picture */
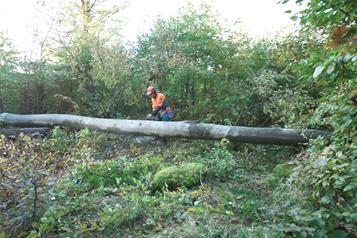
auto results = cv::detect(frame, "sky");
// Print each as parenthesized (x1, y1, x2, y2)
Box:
(0, 0, 300, 57)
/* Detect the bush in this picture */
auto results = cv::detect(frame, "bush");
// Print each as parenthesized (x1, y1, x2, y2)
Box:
(72, 155, 164, 190)
(287, 82, 357, 236)
(152, 162, 206, 191)
(201, 139, 239, 180)
(266, 162, 295, 188)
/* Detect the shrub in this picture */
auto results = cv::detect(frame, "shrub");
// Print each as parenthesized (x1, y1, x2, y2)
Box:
(72, 155, 164, 190)
(152, 162, 206, 191)
(272, 82, 357, 236)
(266, 162, 295, 188)
(202, 140, 240, 180)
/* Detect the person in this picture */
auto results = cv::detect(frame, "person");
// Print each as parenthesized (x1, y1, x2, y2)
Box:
(145, 86, 173, 121)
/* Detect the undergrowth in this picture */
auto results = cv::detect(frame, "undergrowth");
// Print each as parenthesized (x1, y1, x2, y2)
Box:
(1, 127, 353, 237)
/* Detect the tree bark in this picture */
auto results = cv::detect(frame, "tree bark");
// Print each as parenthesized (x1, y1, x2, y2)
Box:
(0, 113, 331, 145)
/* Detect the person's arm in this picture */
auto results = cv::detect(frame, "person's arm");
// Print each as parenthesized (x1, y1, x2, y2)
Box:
(151, 107, 161, 116)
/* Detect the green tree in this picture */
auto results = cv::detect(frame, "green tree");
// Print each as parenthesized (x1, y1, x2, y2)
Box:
(278, 0, 357, 236)
(0, 32, 18, 113)
(135, 4, 244, 122)
(48, 0, 129, 116)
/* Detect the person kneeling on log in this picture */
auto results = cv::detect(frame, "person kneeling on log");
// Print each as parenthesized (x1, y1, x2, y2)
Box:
(146, 86, 173, 121)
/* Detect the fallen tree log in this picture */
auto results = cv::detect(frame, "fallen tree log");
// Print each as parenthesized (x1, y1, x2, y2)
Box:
(0, 113, 331, 145)
(0, 127, 49, 137)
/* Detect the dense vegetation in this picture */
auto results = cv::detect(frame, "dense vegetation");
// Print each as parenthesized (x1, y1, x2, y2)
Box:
(0, 0, 356, 237)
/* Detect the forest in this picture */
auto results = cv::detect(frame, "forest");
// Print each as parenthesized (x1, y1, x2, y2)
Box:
(0, 0, 356, 237)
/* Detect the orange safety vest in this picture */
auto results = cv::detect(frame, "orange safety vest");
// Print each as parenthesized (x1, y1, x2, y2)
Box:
(151, 93, 165, 111)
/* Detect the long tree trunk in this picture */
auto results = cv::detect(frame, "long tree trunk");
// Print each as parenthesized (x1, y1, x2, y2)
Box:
(0, 113, 331, 145)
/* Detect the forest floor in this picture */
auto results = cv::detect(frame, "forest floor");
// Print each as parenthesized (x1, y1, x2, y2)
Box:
(1, 128, 308, 238)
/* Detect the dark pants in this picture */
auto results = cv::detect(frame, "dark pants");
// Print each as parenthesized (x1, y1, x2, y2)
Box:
(155, 111, 169, 121)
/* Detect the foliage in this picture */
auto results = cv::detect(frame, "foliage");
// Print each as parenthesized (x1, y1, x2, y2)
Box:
(0, 32, 18, 113)
(265, 162, 295, 189)
(274, 0, 357, 236)
(2, 127, 350, 237)
(134, 4, 240, 121)
(152, 162, 206, 191)
(0, 134, 50, 237)
(199, 139, 240, 180)
(21, 136, 293, 238)
(0, 128, 108, 237)
(0, 0, 356, 237)
(0, 2, 313, 125)
(288, 82, 357, 236)
(0, 131, 297, 237)
(72, 155, 164, 190)
(285, 0, 356, 33)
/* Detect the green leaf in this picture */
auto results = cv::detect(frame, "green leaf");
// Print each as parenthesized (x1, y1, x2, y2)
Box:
(330, 230, 348, 238)
(343, 54, 353, 62)
(313, 65, 324, 78)
(343, 183, 357, 192)
(326, 62, 335, 74)
(320, 195, 331, 204)
(145, 218, 155, 225)
(290, 15, 298, 21)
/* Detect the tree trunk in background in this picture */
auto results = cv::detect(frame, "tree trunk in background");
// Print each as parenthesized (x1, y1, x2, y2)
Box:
(0, 91, 3, 113)
(19, 82, 30, 114)
(191, 71, 196, 106)
(185, 73, 190, 103)
(0, 113, 331, 145)
(0, 100, 3, 113)
(35, 83, 45, 113)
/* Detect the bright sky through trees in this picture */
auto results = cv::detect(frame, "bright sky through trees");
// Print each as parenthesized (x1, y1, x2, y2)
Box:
(0, 0, 300, 56)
